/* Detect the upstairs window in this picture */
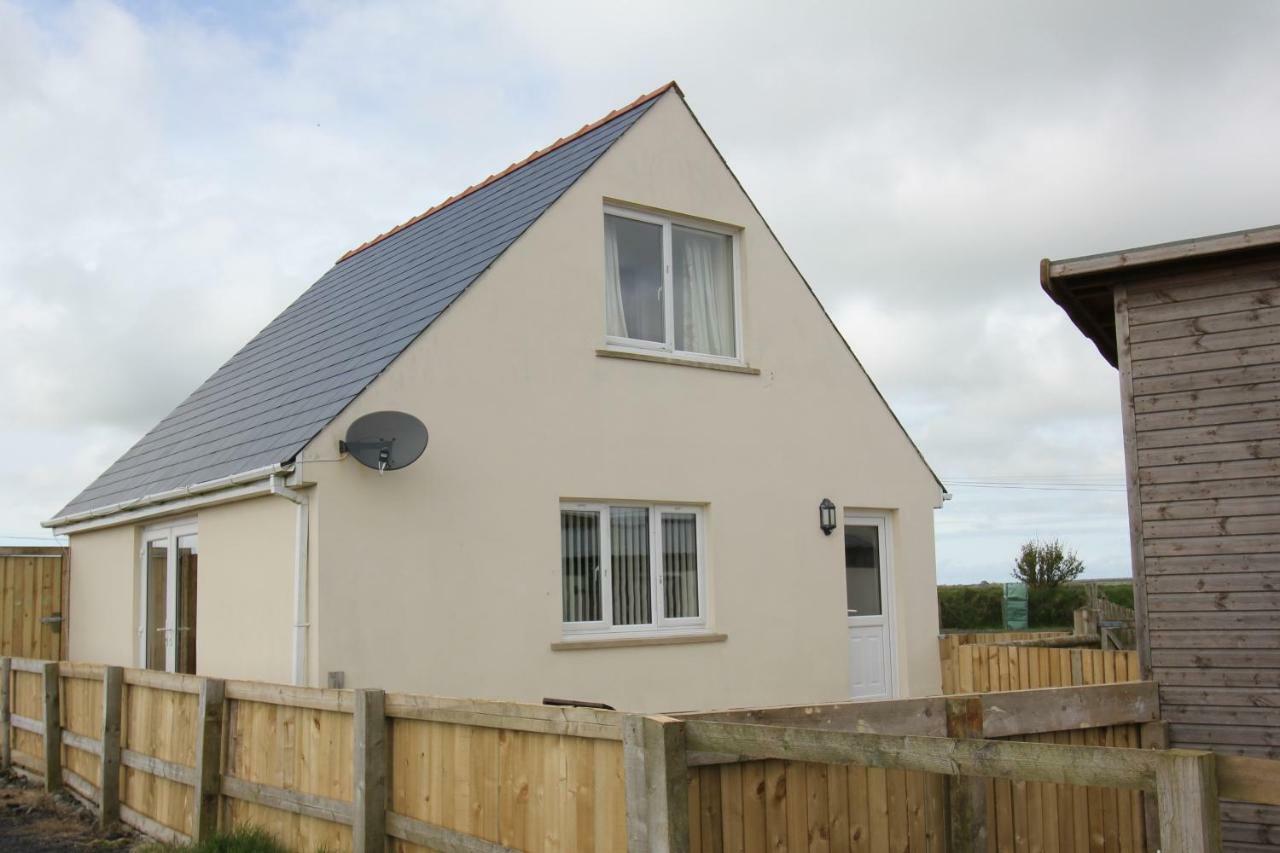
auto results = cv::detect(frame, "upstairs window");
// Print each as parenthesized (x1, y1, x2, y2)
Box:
(604, 207, 740, 360)
(561, 503, 706, 635)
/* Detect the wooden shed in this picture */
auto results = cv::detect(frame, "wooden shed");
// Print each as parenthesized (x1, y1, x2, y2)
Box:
(1043, 224, 1280, 849)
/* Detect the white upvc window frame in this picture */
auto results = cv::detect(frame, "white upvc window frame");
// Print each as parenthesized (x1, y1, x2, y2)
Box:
(560, 501, 708, 638)
(603, 204, 744, 365)
(137, 517, 198, 672)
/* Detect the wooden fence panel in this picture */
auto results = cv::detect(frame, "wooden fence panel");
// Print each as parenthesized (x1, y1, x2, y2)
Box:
(121, 681, 198, 839)
(0, 552, 65, 660)
(60, 667, 104, 796)
(387, 718, 627, 852)
(687, 759, 946, 852)
(10, 669, 43, 773)
(944, 646, 1141, 695)
(223, 696, 353, 851)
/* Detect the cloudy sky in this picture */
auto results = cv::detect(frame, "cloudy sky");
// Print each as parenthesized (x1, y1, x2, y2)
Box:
(3, 0, 1279, 582)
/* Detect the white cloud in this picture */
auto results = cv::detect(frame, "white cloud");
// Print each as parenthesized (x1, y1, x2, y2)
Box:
(2, 0, 1278, 582)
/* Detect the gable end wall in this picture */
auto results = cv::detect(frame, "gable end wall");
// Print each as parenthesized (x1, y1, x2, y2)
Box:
(302, 91, 943, 711)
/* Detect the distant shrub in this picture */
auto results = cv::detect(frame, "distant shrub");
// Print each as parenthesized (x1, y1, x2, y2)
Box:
(1027, 584, 1088, 628)
(1012, 539, 1086, 588)
(938, 584, 1003, 630)
(1098, 583, 1134, 609)
(939, 581, 1129, 631)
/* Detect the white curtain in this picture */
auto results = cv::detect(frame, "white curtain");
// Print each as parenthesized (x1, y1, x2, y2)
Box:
(604, 217, 629, 338)
(675, 227, 735, 357)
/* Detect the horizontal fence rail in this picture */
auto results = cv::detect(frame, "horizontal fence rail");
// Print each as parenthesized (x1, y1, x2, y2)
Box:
(0, 657, 1277, 852)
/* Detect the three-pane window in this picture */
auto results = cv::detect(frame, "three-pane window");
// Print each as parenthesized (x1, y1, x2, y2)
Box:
(561, 503, 705, 634)
(604, 207, 740, 360)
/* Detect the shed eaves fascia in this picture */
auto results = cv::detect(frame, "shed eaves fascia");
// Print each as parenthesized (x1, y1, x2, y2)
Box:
(1041, 223, 1280, 368)
(45, 84, 676, 528)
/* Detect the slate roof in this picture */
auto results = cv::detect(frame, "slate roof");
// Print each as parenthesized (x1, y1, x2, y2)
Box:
(51, 84, 675, 522)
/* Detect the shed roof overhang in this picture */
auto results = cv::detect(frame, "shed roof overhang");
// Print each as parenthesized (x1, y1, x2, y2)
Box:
(1041, 223, 1280, 368)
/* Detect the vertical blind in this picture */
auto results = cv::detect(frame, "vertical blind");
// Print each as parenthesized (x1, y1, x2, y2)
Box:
(662, 512, 699, 618)
(561, 510, 602, 623)
(561, 505, 703, 628)
(611, 507, 652, 625)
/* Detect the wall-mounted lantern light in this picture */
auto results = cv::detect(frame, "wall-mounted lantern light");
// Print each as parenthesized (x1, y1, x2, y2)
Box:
(819, 498, 837, 536)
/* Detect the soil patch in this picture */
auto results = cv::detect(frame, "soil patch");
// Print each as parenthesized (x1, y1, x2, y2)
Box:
(0, 773, 138, 851)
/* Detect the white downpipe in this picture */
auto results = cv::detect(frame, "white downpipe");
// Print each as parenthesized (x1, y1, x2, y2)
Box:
(270, 475, 310, 686)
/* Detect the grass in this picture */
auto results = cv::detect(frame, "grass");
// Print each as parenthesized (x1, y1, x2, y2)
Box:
(136, 826, 291, 853)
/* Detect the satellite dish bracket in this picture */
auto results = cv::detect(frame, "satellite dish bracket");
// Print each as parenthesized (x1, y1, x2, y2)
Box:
(339, 438, 393, 472)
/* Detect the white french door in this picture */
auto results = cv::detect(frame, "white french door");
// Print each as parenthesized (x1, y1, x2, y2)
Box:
(139, 521, 198, 673)
(844, 513, 896, 700)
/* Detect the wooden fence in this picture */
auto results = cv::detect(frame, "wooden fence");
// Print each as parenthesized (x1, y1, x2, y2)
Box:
(939, 631, 1141, 696)
(1, 657, 627, 851)
(0, 546, 66, 660)
(3, 657, 1277, 852)
(676, 682, 1166, 853)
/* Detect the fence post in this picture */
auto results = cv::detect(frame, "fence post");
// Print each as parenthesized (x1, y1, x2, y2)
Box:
(1139, 720, 1169, 853)
(98, 666, 123, 829)
(192, 678, 226, 843)
(623, 714, 689, 853)
(0, 657, 10, 772)
(1155, 749, 1220, 853)
(41, 661, 61, 792)
(945, 696, 987, 853)
(353, 688, 387, 853)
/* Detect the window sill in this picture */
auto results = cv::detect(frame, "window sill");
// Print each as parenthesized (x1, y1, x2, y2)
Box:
(595, 348, 761, 375)
(551, 632, 728, 652)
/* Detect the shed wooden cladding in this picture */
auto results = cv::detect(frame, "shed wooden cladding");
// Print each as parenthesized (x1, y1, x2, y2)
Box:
(0, 548, 65, 660)
(1045, 237, 1280, 850)
(1117, 268, 1280, 780)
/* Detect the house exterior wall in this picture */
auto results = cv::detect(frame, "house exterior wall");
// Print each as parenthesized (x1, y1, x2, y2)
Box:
(66, 523, 137, 666)
(300, 90, 943, 712)
(65, 494, 300, 683)
(1113, 257, 1280, 846)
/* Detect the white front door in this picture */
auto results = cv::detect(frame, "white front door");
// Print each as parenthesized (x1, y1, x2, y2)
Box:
(844, 514, 895, 699)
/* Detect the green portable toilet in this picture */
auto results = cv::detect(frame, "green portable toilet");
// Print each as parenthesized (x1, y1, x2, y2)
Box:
(1003, 582, 1029, 630)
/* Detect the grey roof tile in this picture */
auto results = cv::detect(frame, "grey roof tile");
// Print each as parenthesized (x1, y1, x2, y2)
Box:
(54, 87, 667, 520)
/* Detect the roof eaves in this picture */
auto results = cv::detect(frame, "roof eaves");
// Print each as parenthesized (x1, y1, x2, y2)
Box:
(335, 81, 684, 265)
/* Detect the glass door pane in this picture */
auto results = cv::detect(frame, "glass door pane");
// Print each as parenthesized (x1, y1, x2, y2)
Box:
(845, 525, 883, 616)
(145, 540, 168, 670)
(175, 533, 198, 674)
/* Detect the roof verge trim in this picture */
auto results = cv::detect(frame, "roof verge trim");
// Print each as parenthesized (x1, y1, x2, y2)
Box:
(335, 81, 683, 264)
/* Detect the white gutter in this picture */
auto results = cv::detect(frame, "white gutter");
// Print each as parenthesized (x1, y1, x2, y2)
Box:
(270, 473, 311, 687)
(43, 463, 291, 533)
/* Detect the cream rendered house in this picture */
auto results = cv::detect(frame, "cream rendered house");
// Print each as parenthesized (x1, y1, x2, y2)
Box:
(45, 83, 945, 712)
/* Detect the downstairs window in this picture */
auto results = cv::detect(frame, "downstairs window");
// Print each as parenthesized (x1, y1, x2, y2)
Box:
(560, 503, 706, 635)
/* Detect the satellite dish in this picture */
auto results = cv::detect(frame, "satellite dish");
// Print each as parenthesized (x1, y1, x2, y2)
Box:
(340, 411, 428, 472)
